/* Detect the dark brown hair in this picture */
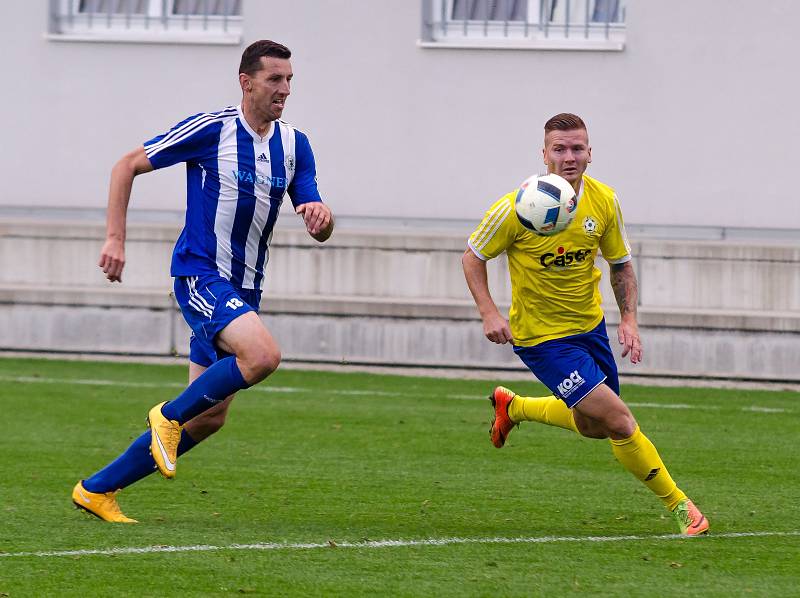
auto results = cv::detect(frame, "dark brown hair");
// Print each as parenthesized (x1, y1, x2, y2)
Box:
(544, 113, 587, 134)
(239, 40, 292, 75)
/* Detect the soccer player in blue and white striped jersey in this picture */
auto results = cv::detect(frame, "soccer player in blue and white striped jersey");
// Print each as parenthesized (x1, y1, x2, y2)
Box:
(73, 40, 334, 523)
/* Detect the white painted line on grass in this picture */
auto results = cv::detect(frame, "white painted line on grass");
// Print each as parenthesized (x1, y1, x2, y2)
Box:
(0, 375, 792, 413)
(2, 530, 798, 559)
(0, 375, 398, 397)
(741, 406, 787, 413)
(627, 402, 700, 410)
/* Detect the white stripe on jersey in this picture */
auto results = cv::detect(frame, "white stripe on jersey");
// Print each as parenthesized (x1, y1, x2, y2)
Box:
(613, 194, 632, 256)
(214, 118, 239, 281)
(241, 129, 275, 289)
(145, 108, 237, 159)
(472, 200, 513, 252)
(279, 121, 297, 170)
(262, 121, 297, 271)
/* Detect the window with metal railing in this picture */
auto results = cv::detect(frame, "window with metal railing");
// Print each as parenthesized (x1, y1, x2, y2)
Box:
(47, 0, 243, 45)
(420, 0, 626, 51)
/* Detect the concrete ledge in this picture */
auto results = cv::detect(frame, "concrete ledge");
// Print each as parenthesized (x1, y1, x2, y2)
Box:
(1, 284, 798, 381)
(612, 307, 800, 333)
(2, 285, 798, 332)
(2, 218, 799, 381)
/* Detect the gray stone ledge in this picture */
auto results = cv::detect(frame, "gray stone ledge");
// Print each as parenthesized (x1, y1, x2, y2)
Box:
(1, 284, 797, 333)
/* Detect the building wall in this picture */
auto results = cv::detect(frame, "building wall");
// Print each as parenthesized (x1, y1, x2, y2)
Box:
(1, 1, 799, 230)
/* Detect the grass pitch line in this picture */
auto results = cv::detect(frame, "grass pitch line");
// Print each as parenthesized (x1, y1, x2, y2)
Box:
(2, 531, 799, 559)
(0, 374, 396, 397)
(0, 374, 790, 413)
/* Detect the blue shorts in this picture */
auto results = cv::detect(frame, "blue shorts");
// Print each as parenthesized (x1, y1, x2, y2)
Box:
(173, 274, 262, 367)
(513, 319, 620, 408)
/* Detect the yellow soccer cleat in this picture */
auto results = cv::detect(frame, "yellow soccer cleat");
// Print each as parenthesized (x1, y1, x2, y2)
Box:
(147, 401, 183, 479)
(72, 481, 138, 523)
(672, 498, 709, 536)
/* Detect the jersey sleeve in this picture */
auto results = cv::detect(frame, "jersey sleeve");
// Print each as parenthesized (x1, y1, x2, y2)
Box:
(287, 130, 323, 206)
(143, 113, 221, 170)
(467, 194, 518, 260)
(599, 194, 632, 264)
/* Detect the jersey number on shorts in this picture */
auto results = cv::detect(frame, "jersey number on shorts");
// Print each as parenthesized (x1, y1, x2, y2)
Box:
(226, 298, 245, 310)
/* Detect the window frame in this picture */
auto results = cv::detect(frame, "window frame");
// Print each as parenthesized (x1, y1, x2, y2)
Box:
(47, 0, 243, 46)
(420, 0, 626, 52)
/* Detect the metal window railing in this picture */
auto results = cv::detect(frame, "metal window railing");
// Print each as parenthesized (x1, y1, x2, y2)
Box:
(421, 0, 627, 50)
(49, 0, 243, 43)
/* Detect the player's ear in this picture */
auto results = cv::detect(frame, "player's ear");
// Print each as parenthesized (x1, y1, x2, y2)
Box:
(239, 73, 250, 93)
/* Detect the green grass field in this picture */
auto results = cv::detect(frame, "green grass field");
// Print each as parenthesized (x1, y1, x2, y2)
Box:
(0, 357, 798, 597)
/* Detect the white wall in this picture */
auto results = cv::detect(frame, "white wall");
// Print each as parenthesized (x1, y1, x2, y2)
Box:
(1, 1, 799, 229)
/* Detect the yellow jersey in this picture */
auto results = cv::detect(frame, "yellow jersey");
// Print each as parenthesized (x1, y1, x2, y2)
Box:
(468, 174, 631, 346)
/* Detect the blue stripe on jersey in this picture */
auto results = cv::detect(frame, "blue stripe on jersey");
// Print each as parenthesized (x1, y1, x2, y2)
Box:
(198, 140, 223, 267)
(169, 121, 224, 275)
(228, 120, 257, 287)
(288, 130, 323, 205)
(252, 125, 286, 289)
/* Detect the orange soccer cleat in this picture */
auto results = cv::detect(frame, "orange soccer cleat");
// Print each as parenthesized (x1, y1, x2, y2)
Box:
(489, 386, 518, 448)
(672, 499, 709, 536)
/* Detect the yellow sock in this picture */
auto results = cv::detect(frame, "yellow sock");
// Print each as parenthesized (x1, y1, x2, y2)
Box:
(508, 394, 579, 434)
(610, 425, 687, 511)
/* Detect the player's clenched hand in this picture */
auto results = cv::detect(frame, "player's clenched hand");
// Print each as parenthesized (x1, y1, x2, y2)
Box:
(618, 318, 643, 364)
(296, 202, 332, 239)
(483, 312, 514, 344)
(98, 238, 125, 283)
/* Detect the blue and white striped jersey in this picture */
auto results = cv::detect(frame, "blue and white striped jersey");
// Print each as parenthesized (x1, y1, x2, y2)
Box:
(143, 105, 323, 290)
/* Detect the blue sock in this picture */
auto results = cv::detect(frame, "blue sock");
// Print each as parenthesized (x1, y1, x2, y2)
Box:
(83, 429, 200, 494)
(161, 356, 249, 424)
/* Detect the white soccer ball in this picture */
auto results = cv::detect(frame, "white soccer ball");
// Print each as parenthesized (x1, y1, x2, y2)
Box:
(514, 173, 578, 236)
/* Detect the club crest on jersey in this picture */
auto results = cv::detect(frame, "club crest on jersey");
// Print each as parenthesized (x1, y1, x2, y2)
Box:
(285, 155, 296, 172)
(583, 216, 598, 236)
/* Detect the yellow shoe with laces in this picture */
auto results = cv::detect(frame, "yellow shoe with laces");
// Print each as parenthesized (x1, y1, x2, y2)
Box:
(147, 401, 183, 479)
(72, 481, 137, 523)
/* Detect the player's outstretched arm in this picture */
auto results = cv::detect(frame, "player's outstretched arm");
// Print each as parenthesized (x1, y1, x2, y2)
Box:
(98, 146, 154, 283)
(462, 249, 513, 344)
(610, 261, 642, 364)
(296, 202, 334, 242)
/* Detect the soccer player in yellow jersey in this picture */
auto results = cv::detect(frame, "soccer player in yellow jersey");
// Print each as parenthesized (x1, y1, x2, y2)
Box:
(462, 113, 708, 536)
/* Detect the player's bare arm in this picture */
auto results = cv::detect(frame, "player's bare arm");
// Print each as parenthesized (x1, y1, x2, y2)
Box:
(462, 249, 513, 344)
(296, 202, 334, 242)
(98, 146, 154, 283)
(610, 260, 642, 364)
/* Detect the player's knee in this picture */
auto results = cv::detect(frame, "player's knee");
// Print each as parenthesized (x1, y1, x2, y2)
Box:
(607, 412, 637, 439)
(240, 346, 281, 384)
